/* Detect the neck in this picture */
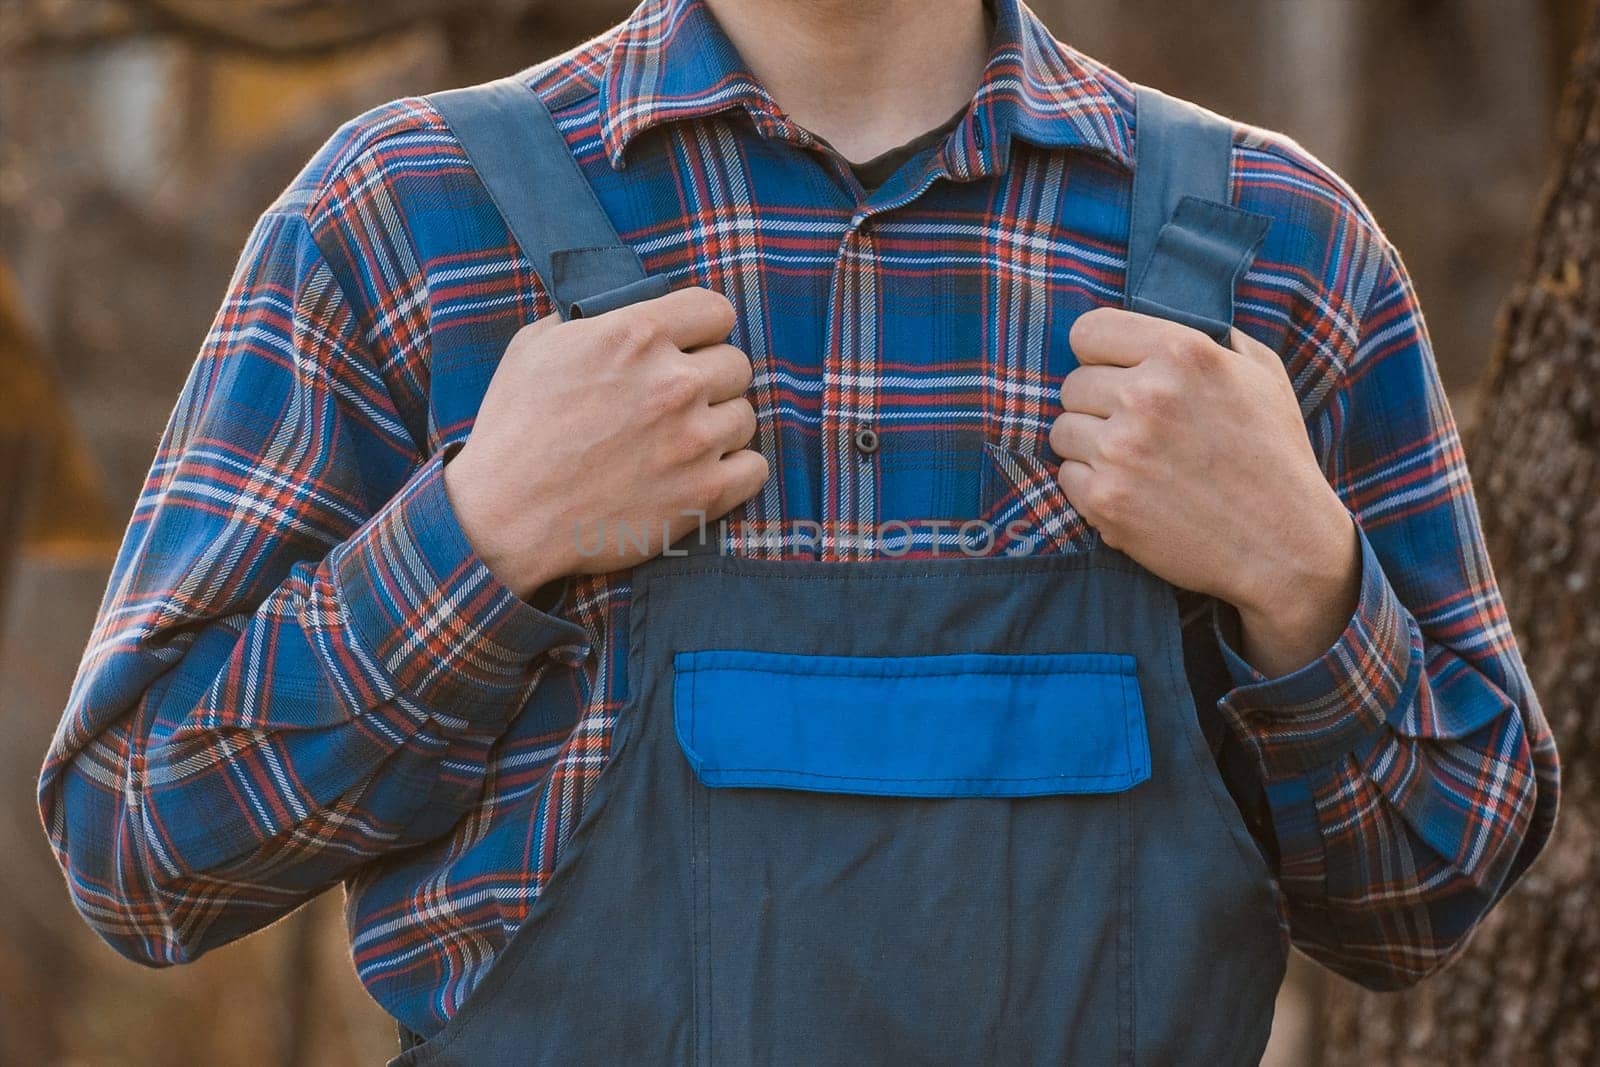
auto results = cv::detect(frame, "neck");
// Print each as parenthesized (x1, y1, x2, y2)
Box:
(704, 0, 992, 162)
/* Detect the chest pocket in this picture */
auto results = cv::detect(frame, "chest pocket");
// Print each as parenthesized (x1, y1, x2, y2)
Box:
(977, 441, 1097, 556)
(674, 649, 1151, 796)
(973, 295, 1088, 556)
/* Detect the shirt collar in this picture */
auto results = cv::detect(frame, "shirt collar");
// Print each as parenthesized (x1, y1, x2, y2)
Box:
(597, 0, 1133, 175)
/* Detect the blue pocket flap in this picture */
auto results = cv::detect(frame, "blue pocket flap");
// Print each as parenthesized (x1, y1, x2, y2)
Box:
(673, 651, 1150, 798)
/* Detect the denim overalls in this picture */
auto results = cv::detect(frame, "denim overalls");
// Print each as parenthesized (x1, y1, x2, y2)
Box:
(392, 79, 1287, 1066)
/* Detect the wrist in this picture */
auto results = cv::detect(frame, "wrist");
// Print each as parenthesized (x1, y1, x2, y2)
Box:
(1231, 489, 1361, 649)
(442, 445, 572, 600)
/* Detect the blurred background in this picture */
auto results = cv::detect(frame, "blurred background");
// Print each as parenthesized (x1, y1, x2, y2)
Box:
(1, 1, 1594, 1064)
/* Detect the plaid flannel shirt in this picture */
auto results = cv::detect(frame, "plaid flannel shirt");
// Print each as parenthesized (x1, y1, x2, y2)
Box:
(39, 0, 1558, 1037)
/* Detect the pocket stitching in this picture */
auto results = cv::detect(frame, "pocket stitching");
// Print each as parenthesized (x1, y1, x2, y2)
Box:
(676, 651, 1149, 793)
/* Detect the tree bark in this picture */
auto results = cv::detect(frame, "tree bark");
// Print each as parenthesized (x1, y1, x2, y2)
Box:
(1318, 4, 1600, 1064)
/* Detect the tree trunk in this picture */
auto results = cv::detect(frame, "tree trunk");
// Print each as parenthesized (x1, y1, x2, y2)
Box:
(1318, 4, 1600, 1064)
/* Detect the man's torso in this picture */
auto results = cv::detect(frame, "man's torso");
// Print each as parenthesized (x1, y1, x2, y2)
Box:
(290, 0, 1380, 1036)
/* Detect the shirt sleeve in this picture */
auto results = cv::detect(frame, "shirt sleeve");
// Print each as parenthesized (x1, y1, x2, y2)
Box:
(36, 208, 587, 967)
(1208, 240, 1560, 989)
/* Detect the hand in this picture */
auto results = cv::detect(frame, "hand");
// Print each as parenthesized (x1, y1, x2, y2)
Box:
(443, 287, 769, 598)
(1049, 307, 1360, 675)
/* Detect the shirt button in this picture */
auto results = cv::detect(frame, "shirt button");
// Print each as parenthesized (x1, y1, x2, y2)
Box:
(852, 425, 880, 455)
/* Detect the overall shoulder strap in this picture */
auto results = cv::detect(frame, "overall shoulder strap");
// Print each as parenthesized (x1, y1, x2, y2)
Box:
(1125, 86, 1271, 342)
(427, 77, 670, 320)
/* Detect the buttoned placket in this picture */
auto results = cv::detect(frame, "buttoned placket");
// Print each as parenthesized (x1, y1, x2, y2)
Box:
(799, 113, 996, 561)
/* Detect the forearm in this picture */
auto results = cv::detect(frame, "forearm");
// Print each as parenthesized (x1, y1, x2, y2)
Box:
(1267, 717, 1545, 990)
(1213, 526, 1558, 987)
(52, 713, 503, 965)
(1231, 492, 1363, 679)
(40, 452, 585, 964)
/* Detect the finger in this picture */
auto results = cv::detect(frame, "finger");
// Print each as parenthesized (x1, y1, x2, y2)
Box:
(691, 342, 755, 402)
(1068, 307, 1149, 368)
(1225, 326, 1285, 374)
(597, 286, 734, 349)
(709, 448, 770, 516)
(651, 286, 737, 349)
(1048, 411, 1106, 465)
(1059, 365, 1125, 417)
(513, 313, 562, 340)
(703, 396, 758, 454)
(1070, 306, 1210, 368)
(1056, 457, 1095, 506)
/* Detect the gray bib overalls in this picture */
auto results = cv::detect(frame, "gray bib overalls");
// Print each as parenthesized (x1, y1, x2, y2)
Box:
(391, 78, 1286, 1066)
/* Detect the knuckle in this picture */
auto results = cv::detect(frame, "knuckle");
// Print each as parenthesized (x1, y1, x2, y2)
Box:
(603, 314, 663, 354)
(705, 451, 750, 498)
(691, 404, 723, 440)
(732, 397, 758, 436)
(593, 319, 635, 354)
(661, 410, 716, 461)
(652, 364, 702, 411)
(681, 420, 718, 460)
(1169, 330, 1217, 369)
(1104, 417, 1146, 459)
(711, 346, 753, 393)
(508, 317, 555, 354)
(1086, 474, 1129, 522)
(683, 465, 721, 509)
(1128, 372, 1179, 417)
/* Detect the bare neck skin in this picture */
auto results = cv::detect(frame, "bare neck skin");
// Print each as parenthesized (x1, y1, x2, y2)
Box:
(704, 0, 992, 163)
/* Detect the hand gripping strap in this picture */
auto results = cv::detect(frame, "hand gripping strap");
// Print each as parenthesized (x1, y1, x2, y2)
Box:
(427, 78, 670, 320)
(1126, 86, 1271, 342)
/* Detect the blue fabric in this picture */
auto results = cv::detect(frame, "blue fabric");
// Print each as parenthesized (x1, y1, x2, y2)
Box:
(1126, 86, 1272, 342)
(391, 551, 1286, 1066)
(672, 650, 1150, 796)
(1129, 196, 1272, 342)
(567, 272, 673, 318)
(427, 78, 652, 318)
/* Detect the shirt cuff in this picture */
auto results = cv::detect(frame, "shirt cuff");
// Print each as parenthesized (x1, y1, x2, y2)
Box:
(330, 445, 589, 731)
(1211, 518, 1421, 782)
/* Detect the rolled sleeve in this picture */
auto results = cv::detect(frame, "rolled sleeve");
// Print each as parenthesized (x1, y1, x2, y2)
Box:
(330, 443, 589, 731)
(1212, 520, 1421, 782)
